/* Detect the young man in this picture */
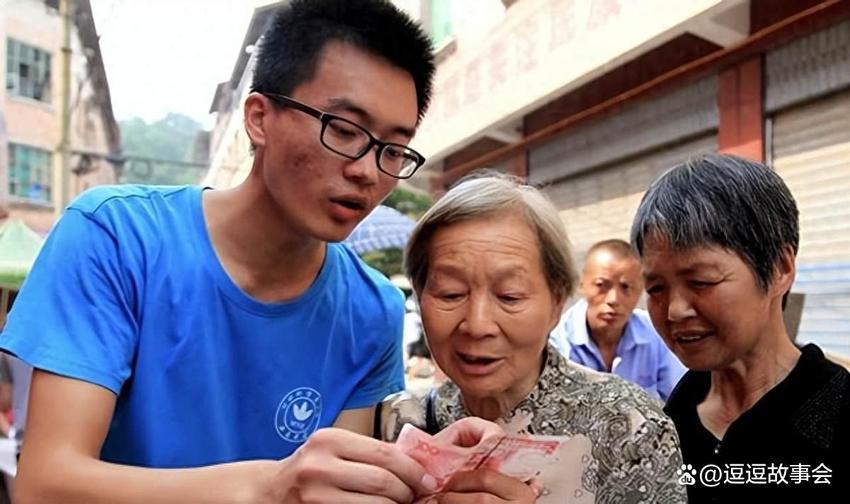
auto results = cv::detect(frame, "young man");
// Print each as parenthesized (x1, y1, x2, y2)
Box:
(550, 239, 686, 401)
(0, 1, 472, 502)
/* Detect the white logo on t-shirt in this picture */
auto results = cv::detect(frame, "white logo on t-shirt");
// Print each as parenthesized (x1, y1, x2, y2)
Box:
(292, 401, 313, 421)
(275, 387, 322, 443)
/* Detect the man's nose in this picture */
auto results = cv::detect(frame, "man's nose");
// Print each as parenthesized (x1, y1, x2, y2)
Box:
(605, 287, 620, 306)
(342, 146, 381, 186)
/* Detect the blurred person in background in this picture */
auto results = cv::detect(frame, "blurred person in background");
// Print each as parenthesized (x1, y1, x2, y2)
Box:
(550, 239, 686, 401)
(0, 355, 11, 439)
(377, 174, 685, 503)
(0, 354, 10, 504)
(632, 154, 850, 502)
(0, 354, 28, 504)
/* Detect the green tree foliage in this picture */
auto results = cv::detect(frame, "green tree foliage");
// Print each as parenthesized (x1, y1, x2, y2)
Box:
(360, 187, 433, 277)
(382, 187, 433, 218)
(362, 248, 404, 277)
(119, 113, 207, 185)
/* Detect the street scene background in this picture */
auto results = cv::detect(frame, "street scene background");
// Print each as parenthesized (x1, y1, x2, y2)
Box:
(0, 0, 849, 499)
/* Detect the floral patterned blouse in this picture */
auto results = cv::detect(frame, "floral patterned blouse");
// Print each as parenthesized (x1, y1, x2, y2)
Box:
(379, 345, 686, 503)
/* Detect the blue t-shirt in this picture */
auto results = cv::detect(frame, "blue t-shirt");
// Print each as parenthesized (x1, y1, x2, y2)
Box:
(0, 185, 405, 467)
(549, 299, 686, 401)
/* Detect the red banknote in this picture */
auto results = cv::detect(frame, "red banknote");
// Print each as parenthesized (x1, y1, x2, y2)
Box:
(395, 423, 485, 490)
(472, 434, 562, 481)
(396, 424, 564, 493)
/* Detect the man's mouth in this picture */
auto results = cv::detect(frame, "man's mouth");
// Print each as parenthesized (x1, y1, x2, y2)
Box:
(673, 331, 713, 344)
(330, 198, 366, 211)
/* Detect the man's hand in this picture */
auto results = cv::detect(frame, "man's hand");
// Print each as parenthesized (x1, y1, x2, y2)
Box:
(429, 469, 539, 504)
(268, 427, 438, 503)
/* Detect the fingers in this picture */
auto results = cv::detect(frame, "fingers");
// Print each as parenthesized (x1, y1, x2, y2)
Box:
(305, 428, 438, 497)
(441, 469, 537, 502)
(290, 484, 399, 504)
(433, 417, 506, 448)
(330, 459, 419, 503)
(429, 493, 503, 504)
(526, 477, 544, 499)
(276, 453, 408, 503)
(428, 489, 535, 504)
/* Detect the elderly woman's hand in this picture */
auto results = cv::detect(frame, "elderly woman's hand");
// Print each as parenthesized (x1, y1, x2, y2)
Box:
(429, 468, 539, 503)
(432, 417, 505, 448)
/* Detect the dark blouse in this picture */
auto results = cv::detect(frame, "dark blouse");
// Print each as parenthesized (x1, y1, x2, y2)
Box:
(664, 343, 850, 503)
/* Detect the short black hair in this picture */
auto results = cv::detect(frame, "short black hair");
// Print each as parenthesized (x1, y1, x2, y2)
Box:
(630, 154, 799, 292)
(251, 0, 435, 122)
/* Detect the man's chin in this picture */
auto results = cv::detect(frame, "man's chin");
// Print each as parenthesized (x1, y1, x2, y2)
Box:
(590, 318, 626, 333)
(320, 226, 358, 245)
(590, 318, 614, 329)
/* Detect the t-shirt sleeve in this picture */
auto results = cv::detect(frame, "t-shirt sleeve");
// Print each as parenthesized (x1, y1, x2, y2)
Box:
(656, 340, 687, 402)
(343, 297, 405, 410)
(0, 208, 139, 395)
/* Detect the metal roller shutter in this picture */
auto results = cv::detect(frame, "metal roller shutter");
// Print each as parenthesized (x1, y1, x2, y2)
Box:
(771, 90, 850, 357)
(542, 134, 717, 266)
(765, 18, 850, 114)
(529, 76, 718, 186)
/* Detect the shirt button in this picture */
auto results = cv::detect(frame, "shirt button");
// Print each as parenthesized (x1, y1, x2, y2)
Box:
(714, 444, 721, 455)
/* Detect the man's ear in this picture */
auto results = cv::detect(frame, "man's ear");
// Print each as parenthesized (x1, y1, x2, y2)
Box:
(244, 93, 270, 149)
(770, 245, 797, 299)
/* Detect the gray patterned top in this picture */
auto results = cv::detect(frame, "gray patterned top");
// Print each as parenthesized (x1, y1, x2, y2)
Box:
(380, 345, 686, 503)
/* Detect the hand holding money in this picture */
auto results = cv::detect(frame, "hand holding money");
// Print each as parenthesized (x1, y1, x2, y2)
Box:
(432, 416, 506, 448)
(396, 422, 563, 497)
(436, 468, 540, 503)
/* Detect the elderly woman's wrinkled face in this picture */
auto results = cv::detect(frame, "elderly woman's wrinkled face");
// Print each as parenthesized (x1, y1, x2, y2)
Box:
(641, 236, 776, 371)
(419, 213, 563, 404)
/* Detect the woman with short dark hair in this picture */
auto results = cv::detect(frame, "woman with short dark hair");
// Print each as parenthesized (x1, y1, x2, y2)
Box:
(631, 154, 850, 502)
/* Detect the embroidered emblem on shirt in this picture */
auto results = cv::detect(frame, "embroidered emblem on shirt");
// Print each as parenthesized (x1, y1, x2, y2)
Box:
(276, 387, 322, 443)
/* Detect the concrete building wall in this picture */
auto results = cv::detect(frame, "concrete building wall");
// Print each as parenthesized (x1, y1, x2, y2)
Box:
(2, 1, 63, 230)
(415, 0, 735, 167)
(67, 22, 117, 195)
(2, 0, 117, 233)
(205, 54, 255, 189)
(0, 6, 7, 215)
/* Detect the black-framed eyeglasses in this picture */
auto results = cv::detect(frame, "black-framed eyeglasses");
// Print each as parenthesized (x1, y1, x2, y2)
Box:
(259, 92, 425, 179)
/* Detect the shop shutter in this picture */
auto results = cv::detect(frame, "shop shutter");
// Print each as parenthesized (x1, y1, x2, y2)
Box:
(542, 134, 717, 266)
(529, 75, 718, 186)
(765, 18, 850, 114)
(771, 90, 850, 357)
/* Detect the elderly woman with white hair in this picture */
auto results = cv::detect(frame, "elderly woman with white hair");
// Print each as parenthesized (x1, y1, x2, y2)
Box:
(376, 174, 684, 503)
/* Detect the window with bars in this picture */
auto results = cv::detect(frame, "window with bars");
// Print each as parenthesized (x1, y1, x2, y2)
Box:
(8, 143, 53, 203)
(6, 38, 52, 102)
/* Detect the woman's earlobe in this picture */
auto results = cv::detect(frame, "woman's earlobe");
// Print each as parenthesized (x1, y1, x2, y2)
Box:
(772, 246, 797, 296)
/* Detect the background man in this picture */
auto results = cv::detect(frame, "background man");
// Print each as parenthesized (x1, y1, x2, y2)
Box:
(551, 239, 686, 400)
